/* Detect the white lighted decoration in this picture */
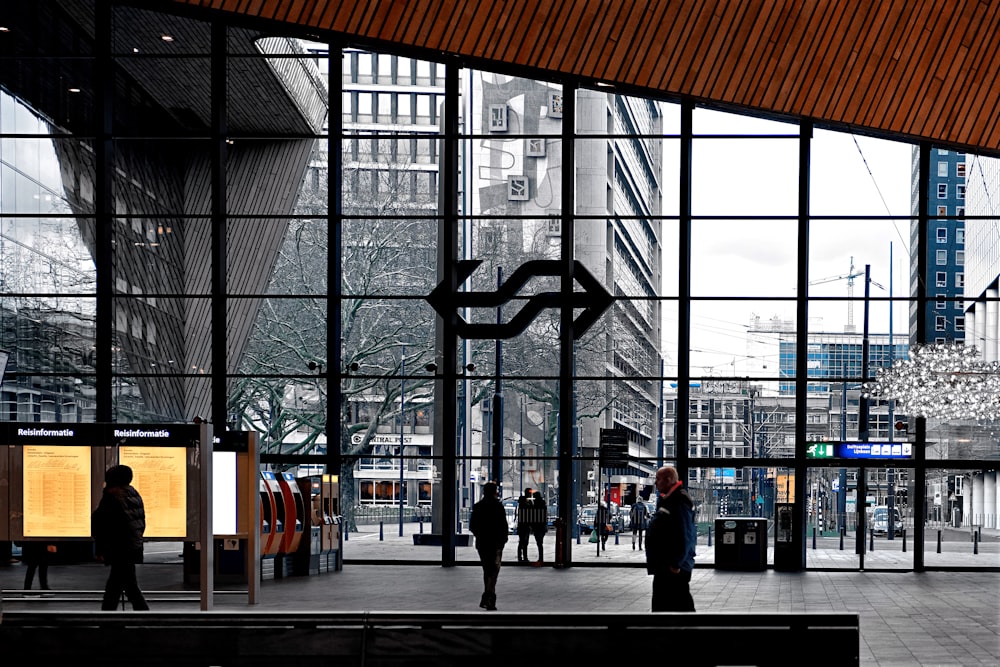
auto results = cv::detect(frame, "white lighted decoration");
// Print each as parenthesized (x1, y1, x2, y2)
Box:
(863, 342, 1000, 420)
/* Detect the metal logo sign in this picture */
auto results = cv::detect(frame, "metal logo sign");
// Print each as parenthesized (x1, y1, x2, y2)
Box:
(426, 259, 613, 339)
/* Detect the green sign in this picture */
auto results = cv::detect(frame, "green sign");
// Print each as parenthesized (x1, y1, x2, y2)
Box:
(806, 442, 835, 459)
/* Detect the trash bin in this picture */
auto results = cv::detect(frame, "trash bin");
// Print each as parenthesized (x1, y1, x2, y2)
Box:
(714, 517, 768, 571)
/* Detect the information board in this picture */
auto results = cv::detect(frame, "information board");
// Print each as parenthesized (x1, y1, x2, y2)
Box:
(22, 445, 92, 537)
(120, 445, 187, 537)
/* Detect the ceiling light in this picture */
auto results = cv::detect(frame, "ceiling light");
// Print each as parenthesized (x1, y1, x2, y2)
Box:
(161, 34, 174, 42)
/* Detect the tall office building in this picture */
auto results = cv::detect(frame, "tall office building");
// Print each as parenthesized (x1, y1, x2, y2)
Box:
(910, 147, 967, 345)
(963, 155, 1000, 364)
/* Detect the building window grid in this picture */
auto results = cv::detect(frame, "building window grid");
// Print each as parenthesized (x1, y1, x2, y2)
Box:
(3, 11, 995, 573)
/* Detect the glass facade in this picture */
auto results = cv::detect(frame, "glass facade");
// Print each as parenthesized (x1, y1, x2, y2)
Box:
(0, 0, 996, 571)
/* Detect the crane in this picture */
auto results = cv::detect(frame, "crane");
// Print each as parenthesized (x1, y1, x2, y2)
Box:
(808, 256, 884, 330)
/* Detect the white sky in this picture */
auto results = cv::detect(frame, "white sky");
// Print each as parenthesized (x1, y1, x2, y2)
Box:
(660, 107, 915, 377)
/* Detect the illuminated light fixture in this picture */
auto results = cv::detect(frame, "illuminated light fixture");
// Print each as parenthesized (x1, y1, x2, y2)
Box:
(862, 342, 1000, 421)
(225, 138, 234, 145)
(68, 87, 81, 93)
(0, 27, 10, 32)
(133, 47, 139, 53)
(161, 34, 174, 42)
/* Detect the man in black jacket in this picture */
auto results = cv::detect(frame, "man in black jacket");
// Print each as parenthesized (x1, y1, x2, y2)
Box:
(469, 481, 509, 611)
(645, 465, 697, 612)
(92, 464, 149, 611)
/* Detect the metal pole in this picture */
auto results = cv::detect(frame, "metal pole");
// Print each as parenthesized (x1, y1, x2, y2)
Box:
(399, 347, 405, 537)
(492, 267, 504, 493)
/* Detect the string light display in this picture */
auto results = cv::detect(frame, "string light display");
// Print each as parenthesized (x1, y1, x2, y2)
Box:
(863, 342, 1000, 421)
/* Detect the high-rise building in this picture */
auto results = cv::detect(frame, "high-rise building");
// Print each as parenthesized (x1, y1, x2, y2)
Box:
(910, 147, 967, 345)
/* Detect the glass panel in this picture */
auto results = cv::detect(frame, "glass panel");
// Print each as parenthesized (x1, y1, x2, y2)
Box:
(0, 217, 96, 293)
(0, 375, 95, 422)
(689, 299, 796, 376)
(804, 466, 861, 569)
(112, 374, 210, 423)
(113, 58, 211, 136)
(228, 47, 328, 135)
(113, 140, 212, 215)
(227, 218, 328, 297)
(113, 6, 211, 56)
(693, 107, 800, 136)
(112, 295, 207, 376)
(113, 217, 207, 296)
(692, 136, 799, 217)
(232, 296, 326, 375)
(923, 468, 998, 568)
(0, 295, 96, 374)
(691, 219, 798, 297)
(810, 129, 913, 217)
(1, 137, 93, 214)
(0, 61, 94, 134)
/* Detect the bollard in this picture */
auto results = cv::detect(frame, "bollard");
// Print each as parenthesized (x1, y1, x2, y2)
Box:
(902, 528, 906, 552)
(379, 521, 384, 541)
(812, 526, 817, 550)
(839, 527, 844, 551)
(869, 528, 874, 552)
(707, 526, 712, 547)
(937, 530, 942, 554)
(974, 529, 979, 555)
(614, 530, 620, 546)
(419, 520, 424, 534)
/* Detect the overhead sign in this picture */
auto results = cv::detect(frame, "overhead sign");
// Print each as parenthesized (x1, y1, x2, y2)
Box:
(838, 441, 913, 459)
(805, 441, 912, 459)
(426, 259, 613, 339)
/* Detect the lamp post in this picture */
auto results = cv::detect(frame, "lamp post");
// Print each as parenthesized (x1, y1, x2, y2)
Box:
(399, 347, 405, 537)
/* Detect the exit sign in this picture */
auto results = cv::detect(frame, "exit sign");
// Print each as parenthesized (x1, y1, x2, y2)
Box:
(806, 442, 834, 459)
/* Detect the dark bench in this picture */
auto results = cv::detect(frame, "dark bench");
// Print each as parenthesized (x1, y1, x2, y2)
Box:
(0, 610, 859, 666)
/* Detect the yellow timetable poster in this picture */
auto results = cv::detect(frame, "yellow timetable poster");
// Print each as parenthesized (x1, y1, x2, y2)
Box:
(23, 445, 92, 537)
(120, 446, 187, 538)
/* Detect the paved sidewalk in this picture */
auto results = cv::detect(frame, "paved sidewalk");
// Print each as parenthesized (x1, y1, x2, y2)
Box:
(2, 526, 997, 667)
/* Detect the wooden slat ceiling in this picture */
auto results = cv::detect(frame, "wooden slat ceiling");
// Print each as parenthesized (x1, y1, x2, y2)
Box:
(170, 0, 1000, 155)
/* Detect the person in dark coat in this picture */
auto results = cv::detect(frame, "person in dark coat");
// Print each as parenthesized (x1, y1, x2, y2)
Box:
(92, 464, 149, 611)
(469, 481, 509, 611)
(645, 465, 697, 612)
(515, 487, 534, 562)
(20, 541, 55, 591)
(529, 490, 548, 565)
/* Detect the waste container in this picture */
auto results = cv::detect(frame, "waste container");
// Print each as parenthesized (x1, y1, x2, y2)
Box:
(714, 517, 768, 571)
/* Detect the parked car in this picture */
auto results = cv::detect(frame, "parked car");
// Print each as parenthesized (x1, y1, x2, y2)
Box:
(871, 505, 903, 537)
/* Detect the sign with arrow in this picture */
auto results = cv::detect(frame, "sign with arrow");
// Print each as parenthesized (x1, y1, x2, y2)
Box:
(426, 259, 613, 339)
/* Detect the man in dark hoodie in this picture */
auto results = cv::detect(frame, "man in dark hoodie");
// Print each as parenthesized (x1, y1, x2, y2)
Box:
(645, 465, 697, 612)
(92, 464, 149, 611)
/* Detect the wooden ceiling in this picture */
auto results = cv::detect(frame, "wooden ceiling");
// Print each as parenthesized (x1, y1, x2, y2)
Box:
(169, 0, 1000, 155)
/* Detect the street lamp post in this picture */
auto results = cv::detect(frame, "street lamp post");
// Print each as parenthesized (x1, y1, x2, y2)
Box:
(399, 347, 405, 537)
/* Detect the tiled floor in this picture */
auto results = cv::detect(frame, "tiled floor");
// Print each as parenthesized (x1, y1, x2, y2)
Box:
(2, 528, 997, 667)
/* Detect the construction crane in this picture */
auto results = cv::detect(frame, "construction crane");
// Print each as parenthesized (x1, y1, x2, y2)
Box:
(808, 256, 884, 330)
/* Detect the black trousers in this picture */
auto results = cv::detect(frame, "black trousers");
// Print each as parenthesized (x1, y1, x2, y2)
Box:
(651, 569, 695, 612)
(101, 562, 149, 611)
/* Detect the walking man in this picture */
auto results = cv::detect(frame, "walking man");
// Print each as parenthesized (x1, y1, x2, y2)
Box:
(630, 499, 649, 550)
(469, 481, 509, 611)
(645, 465, 697, 612)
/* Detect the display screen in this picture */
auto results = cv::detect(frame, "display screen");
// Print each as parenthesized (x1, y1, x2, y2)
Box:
(119, 446, 187, 537)
(213, 451, 237, 535)
(23, 445, 92, 537)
